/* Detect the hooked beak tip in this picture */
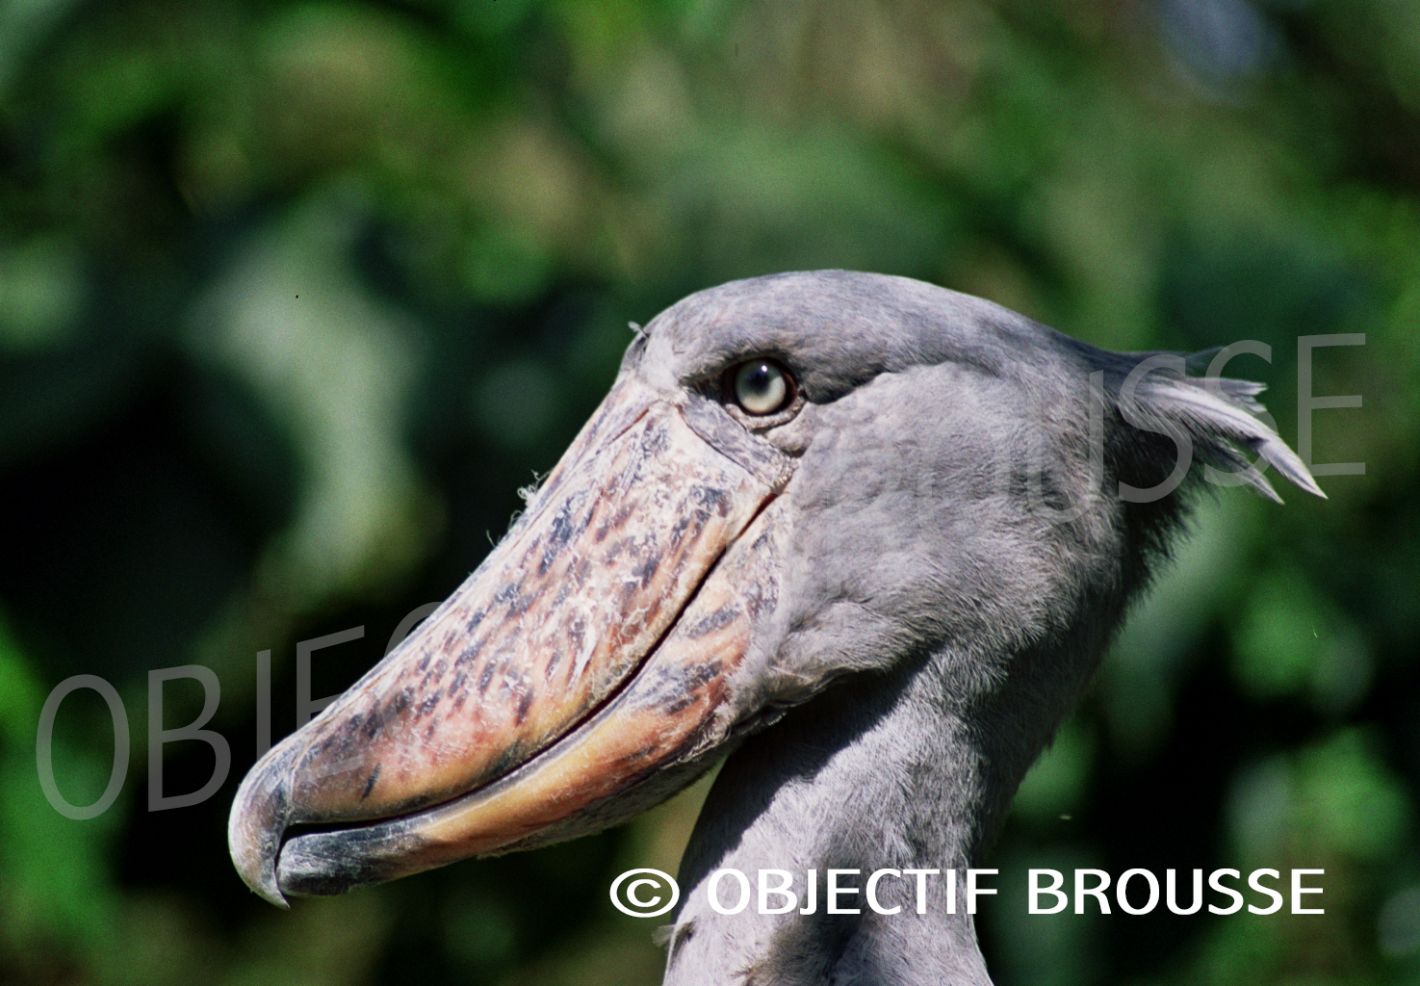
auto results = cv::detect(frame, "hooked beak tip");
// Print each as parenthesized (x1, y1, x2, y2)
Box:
(228, 755, 294, 909)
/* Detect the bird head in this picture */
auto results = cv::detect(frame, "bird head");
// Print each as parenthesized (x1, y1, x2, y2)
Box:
(229, 271, 1321, 905)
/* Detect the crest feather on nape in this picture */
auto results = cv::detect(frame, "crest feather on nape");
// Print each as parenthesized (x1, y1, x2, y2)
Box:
(1111, 351, 1325, 504)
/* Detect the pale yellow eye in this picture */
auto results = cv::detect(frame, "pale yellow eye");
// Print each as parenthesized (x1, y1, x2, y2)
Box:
(732, 360, 792, 416)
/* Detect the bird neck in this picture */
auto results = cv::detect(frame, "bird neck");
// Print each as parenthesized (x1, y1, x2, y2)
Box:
(664, 629, 1101, 986)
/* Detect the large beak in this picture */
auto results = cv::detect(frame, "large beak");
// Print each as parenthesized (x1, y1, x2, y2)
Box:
(229, 372, 793, 905)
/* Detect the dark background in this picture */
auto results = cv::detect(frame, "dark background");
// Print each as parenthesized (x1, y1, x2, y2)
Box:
(1, 1, 1416, 983)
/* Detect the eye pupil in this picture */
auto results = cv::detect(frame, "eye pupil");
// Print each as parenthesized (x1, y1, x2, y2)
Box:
(742, 363, 772, 395)
(732, 360, 791, 415)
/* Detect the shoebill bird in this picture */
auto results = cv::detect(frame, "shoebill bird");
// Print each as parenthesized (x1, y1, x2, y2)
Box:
(230, 271, 1323, 985)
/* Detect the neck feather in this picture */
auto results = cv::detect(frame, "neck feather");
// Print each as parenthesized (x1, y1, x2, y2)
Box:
(663, 622, 1109, 986)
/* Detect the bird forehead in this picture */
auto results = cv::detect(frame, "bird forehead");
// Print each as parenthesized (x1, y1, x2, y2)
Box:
(637, 271, 1034, 396)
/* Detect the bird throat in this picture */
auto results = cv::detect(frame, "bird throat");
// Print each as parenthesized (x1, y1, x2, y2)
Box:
(660, 648, 1036, 986)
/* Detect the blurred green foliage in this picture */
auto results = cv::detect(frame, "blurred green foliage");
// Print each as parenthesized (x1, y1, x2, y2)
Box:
(0, 0, 1416, 983)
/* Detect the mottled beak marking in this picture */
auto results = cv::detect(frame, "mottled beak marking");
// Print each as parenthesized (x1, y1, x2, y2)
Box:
(229, 377, 792, 905)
